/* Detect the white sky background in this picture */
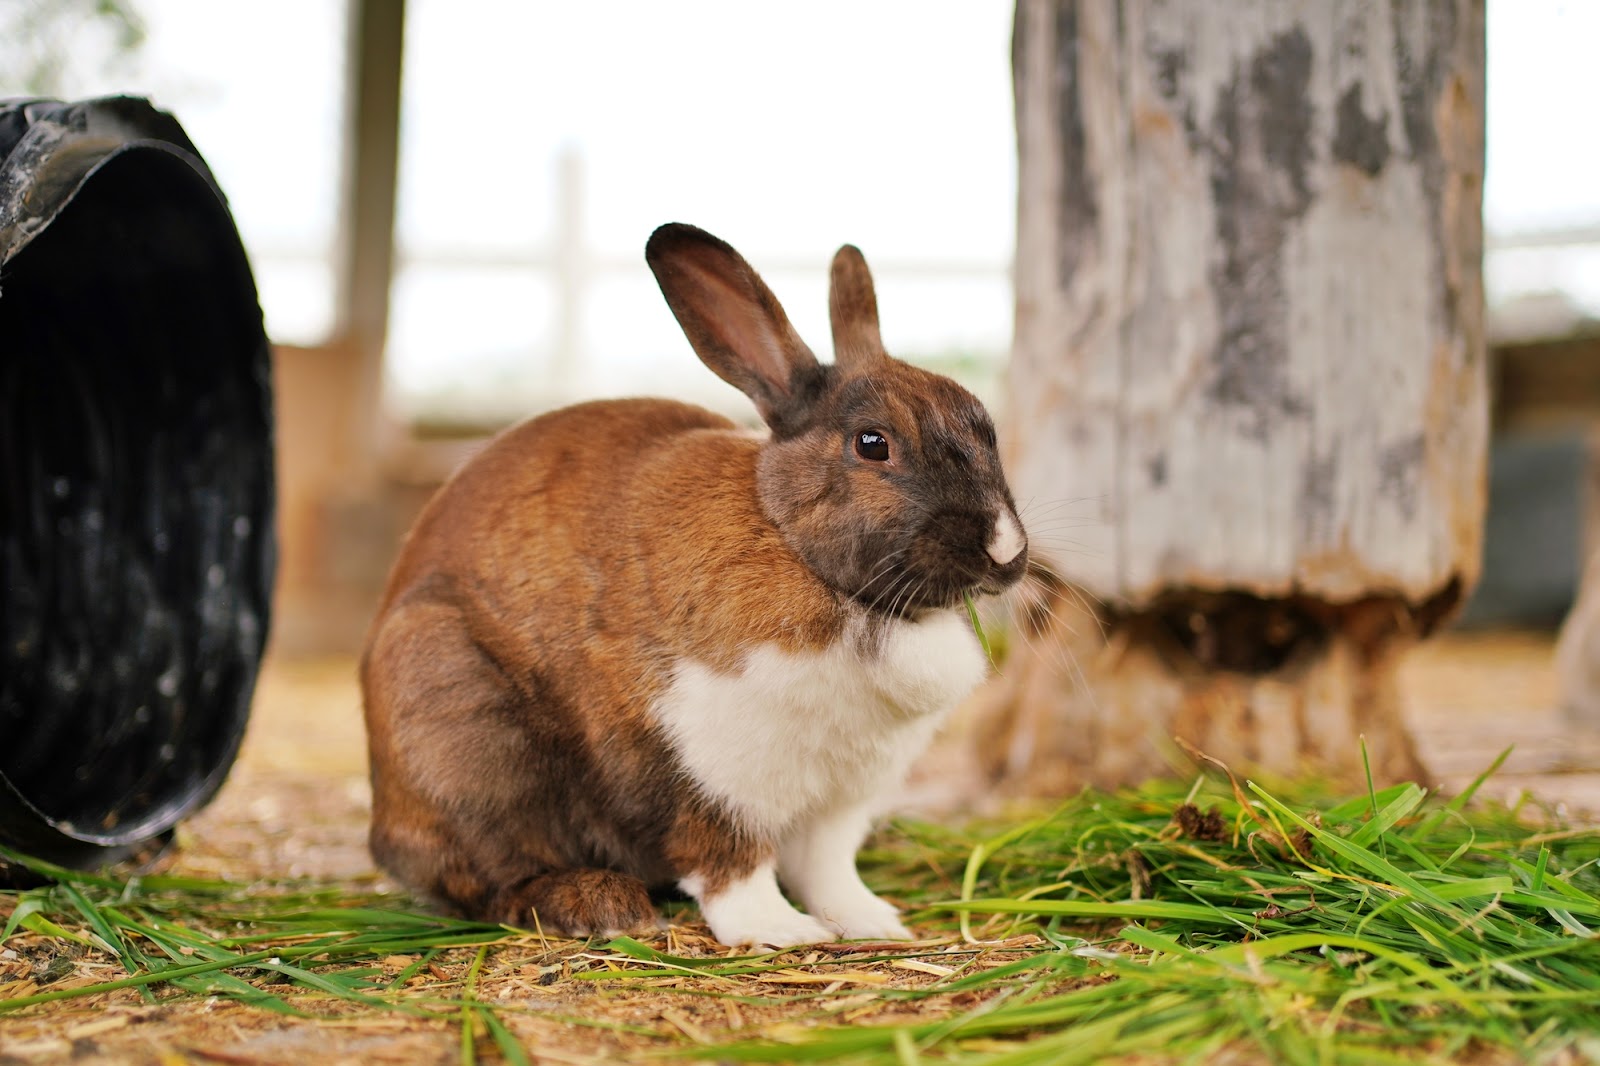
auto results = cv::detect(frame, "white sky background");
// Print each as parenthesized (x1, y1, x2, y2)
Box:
(24, 0, 1600, 417)
(387, 0, 1017, 414)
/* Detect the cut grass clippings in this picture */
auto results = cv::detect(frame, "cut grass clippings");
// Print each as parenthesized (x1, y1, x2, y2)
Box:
(3, 750, 1599, 1064)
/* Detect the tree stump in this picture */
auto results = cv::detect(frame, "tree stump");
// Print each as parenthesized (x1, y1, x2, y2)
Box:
(970, 0, 1486, 795)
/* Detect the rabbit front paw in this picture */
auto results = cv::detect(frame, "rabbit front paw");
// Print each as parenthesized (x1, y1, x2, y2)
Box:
(811, 892, 913, 942)
(712, 910, 836, 949)
(686, 864, 837, 949)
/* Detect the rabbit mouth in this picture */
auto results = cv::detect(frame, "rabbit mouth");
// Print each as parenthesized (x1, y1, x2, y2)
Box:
(857, 552, 1025, 617)
(848, 512, 1028, 616)
(978, 547, 1030, 596)
(859, 579, 971, 616)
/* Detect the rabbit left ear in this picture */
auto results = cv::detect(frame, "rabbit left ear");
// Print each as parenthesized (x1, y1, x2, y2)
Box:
(647, 223, 824, 434)
(829, 244, 886, 370)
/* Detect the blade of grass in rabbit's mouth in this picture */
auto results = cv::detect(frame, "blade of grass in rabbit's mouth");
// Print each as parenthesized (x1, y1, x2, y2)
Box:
(963, 593, 995, 667)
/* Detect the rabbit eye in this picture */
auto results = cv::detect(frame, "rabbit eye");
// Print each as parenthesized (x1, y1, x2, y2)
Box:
(856, 431, 890, 462)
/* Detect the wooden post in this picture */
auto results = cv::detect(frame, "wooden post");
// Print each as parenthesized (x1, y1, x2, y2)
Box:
(332, 0, 407, 483)
(269, 0, 408, 654)
(974, 0, 1487, 793)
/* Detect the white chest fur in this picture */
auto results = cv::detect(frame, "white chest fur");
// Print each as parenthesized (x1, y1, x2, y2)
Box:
(651, 609, 989, 838)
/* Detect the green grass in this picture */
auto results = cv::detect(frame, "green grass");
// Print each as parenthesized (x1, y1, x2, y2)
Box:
(825, 752, 1600, 1064)
(0, 854, 506, 1018)
(964, 593, 997, 666)
(3, 751, 1599, 1064)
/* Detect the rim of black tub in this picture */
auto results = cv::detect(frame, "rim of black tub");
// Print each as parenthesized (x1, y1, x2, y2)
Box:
(0, 96, 276, 876)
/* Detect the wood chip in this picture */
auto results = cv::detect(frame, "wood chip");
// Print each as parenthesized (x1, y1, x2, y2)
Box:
(761, 969, 889, 986)
(964, 934, 1043, 949)
(660, 1007, 710, 1044)
(826, 993, 883, 1012)
(516, 1046, 610, 1066)
(892, 958, 957, 977)
(49, 975, 122, 991)
(181, 1047, 272, 1066)
(813, 937, 951, 955)
(4, 1037, 70, 1056)
(844, 1003, 890, 1022)
(66, 1014, 134, 1039)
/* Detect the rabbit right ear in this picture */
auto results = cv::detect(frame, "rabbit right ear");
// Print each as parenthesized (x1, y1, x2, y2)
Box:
(829, 244, 887, 370)
(646, 223, 823, 433)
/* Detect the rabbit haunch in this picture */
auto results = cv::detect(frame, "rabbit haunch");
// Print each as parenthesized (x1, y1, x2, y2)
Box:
(360, 223, 1028, 948)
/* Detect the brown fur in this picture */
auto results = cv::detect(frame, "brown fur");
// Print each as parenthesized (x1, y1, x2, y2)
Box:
(361, 225, 1026, 936)
(828, 244, 884, 366)
(362, 402, 822, 929)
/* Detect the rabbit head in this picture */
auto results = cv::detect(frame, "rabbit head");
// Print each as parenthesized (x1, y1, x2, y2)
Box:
(646, 223, 1028, 617)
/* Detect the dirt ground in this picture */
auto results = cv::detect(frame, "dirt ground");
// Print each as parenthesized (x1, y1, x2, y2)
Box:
(192, 628, 1600, 892)
(2, 629, 1598, 1064)
(1395, 629, 1600, 813)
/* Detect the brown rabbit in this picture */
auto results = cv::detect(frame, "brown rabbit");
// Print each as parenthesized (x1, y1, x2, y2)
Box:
(361, 224, 1027, 947)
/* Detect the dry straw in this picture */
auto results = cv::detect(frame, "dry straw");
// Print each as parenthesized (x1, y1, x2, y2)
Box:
(3, 745, 1598, 1063)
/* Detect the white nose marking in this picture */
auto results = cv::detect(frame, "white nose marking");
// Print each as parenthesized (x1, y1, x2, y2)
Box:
(986, 512, 1025, 565)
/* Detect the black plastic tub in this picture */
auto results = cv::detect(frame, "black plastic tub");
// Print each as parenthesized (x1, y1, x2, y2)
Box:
(0, 96, 275, 879)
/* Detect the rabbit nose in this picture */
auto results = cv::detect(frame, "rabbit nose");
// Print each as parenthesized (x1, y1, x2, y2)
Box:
(986, 511, 1025, 565)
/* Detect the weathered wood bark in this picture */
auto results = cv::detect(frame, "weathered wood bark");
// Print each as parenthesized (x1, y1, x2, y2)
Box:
(968, 0, 1486, 795)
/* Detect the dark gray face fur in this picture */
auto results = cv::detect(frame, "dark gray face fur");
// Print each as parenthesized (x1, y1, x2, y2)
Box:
(757, 363, 1028, 617)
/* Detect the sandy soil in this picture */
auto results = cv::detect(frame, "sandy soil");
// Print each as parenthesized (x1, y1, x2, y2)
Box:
(1397, 630, 1600, 813)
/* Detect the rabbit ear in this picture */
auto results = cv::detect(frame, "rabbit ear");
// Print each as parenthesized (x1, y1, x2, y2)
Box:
(829, 244, 886, 370)
(647, 223, 823, 432)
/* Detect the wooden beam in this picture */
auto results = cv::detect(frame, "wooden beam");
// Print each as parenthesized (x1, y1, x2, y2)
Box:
(1492, 334, 1600, 432)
